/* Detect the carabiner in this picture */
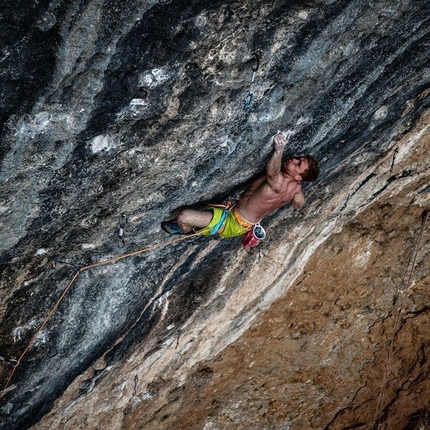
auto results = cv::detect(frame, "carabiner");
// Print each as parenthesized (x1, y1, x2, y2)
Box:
(251, 53, 260, 72)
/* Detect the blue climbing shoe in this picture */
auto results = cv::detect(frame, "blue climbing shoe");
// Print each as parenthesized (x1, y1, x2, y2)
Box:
(161, 221, 186, 235)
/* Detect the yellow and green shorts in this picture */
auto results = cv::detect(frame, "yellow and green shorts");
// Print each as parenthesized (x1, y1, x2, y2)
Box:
(199, 207, 255, 238)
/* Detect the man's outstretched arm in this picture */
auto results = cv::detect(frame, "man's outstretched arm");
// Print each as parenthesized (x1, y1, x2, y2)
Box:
(266, 133, 288, 191)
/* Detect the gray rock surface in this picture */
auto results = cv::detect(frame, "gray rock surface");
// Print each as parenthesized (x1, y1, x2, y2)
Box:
(0, 0, 429, 429)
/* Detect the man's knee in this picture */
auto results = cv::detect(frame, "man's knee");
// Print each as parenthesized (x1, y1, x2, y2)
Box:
(177, 209, 212, 228)
(177, 209, 192, 225)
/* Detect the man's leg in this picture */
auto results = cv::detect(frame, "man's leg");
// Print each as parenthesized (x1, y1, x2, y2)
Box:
(177, 209, 212, 233)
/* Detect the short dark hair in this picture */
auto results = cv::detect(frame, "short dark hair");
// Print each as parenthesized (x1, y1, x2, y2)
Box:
(300, 155, 319, 182)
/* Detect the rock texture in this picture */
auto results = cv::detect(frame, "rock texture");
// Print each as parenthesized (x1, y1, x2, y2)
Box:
(0, 1, 429, 429)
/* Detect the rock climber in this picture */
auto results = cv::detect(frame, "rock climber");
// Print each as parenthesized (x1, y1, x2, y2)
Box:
(161, 132, 319, 238)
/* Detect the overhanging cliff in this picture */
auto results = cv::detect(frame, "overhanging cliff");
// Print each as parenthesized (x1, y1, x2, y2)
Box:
(0, 1, 429, 429)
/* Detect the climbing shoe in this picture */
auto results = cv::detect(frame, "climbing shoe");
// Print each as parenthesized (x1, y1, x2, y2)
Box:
(161, 221, 186, 235)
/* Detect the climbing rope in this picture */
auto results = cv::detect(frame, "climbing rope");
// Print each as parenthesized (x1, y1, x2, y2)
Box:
(373, 210, 429, 429)
(244, 53, 260, 109)
(0, 229, 205, 398)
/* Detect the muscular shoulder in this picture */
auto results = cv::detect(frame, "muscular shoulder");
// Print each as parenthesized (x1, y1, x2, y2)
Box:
(281, 177, 301, 194)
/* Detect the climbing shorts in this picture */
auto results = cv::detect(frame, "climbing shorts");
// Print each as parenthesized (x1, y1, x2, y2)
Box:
(199, 207, 255, 238)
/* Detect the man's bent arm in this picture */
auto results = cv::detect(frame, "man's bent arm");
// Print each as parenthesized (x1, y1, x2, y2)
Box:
(291, 190, 305, 209)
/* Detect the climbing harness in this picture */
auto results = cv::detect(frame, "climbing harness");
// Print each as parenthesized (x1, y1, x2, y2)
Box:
(373, 210, 429, 429)
(205, 201, 236, 234)
(203, 200, 266, 244)
(244, 53, 260, 109)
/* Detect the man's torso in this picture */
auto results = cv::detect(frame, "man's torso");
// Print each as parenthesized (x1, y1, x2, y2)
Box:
(237, 174, 301, 222)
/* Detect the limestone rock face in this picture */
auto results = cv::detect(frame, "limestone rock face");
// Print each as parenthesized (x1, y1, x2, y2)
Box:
(0, 1, 429, 429)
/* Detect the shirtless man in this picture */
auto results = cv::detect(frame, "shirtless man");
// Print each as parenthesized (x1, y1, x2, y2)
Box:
(161, 132, 319, 237)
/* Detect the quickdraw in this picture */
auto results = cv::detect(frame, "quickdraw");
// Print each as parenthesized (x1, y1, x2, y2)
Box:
(390, 148, 399, 172)
(0, 356, 18, 367)
(118, 213, 128, 247)
(244, 53, 260, 109)
(51, 257, 79, 270)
